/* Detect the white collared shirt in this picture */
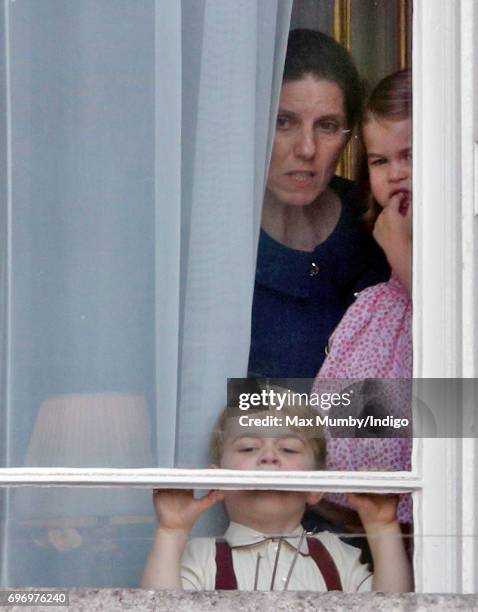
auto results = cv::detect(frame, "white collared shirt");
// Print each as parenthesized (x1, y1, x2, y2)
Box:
(181, 522, 372, 591)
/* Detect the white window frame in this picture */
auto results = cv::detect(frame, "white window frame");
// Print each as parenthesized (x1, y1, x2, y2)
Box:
(412, 0, 477, 594)
(1, 0, 476, 595)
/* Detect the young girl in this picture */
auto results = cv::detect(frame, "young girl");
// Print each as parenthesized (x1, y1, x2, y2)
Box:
(312, 69, 413, 526)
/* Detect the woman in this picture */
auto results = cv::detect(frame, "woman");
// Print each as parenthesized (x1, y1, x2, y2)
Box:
(248, 29, 389, 379)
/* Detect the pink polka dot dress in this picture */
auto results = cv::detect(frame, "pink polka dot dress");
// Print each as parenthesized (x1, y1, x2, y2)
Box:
(312, 273, 412, 524)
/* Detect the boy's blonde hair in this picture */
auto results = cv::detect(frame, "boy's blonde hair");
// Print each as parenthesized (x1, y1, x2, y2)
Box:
(209, 390, 326, 468)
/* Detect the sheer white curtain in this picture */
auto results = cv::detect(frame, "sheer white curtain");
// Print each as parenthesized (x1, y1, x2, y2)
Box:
(0, 0, 291, 587)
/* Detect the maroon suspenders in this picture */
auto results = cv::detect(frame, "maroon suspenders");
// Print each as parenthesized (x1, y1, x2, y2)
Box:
(306, 537, 343, 591)
(215, 541, 238, 589)
(214, 537, 343, 590)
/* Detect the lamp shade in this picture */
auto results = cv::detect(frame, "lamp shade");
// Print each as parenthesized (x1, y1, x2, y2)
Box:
(25, 392, 153, 468)
(15, 392, 154, 520)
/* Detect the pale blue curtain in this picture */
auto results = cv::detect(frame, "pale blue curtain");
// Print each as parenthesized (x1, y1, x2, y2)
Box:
(0, 0, 292, 588)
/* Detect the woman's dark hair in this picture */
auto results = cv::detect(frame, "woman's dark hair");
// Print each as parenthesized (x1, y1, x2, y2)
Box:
(357, 69, 412, 228)
(283, 29, 364, 129)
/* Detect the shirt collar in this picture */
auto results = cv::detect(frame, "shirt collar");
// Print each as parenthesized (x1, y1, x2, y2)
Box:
(224, 521, 310, 555)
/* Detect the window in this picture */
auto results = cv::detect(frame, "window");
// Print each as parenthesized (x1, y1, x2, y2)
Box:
(1, 0, 477, 593)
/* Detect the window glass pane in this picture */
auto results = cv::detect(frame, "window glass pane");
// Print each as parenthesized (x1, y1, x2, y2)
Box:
(3, 487, 154, 587)
(1, 0, 292, 475)
(3, 0, 157, 469)
(1, 486, 417, 590)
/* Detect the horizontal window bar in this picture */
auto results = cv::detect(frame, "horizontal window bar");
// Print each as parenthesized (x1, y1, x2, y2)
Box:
(0, 468, 422, 492)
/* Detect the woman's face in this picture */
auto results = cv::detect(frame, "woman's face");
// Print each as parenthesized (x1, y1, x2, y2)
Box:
(266, 76, 348, 208)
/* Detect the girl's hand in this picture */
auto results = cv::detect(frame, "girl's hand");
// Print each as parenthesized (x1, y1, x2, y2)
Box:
(152, 488, 224, 534)
(373, 194, 412, 295)
(346, 493, 399, 531)
(373, 192, 412, 254)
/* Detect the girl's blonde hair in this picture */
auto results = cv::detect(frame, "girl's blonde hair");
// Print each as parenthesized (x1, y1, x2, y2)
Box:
(356, 69, 412, 229)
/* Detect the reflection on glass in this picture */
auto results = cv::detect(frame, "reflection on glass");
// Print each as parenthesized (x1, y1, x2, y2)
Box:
(6, 486, 154, 587)
(24, 393, 153, 468)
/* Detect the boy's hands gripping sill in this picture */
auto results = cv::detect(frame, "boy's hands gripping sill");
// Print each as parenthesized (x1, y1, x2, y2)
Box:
(347, 493, 413, 592)
(141, 489, 224, 589)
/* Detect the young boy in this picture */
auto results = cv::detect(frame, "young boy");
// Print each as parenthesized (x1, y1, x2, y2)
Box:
(141, 401, 412, 591)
